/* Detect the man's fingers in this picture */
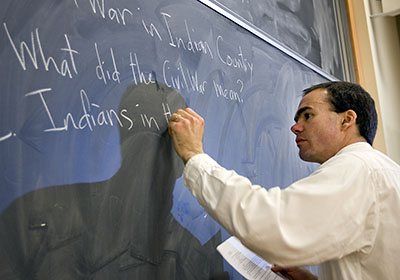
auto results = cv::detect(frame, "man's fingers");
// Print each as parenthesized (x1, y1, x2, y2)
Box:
(185, 107, 202, 119)
(168, 107, 205, 163)
(169, 108, 204, 130)
(170, 109, 190, 122)
(176, 109, 191, 120)
(175, 108, 200, 119)
(176, 108, 204, 126)
(170, 112, 183, 122)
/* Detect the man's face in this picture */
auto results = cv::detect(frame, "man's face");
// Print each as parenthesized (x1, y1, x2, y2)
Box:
(291, 88, 345, 164)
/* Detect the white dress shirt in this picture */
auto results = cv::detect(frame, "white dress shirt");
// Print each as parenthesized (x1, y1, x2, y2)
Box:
(183, 142, 400, 280)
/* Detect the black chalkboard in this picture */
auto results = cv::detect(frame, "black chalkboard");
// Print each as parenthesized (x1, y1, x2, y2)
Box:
(206, 0, 346, 80)
(0, 0, 328, 278)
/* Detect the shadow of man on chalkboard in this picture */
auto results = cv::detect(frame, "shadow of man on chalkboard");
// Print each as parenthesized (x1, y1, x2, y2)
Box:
(0, 82, 225, 279)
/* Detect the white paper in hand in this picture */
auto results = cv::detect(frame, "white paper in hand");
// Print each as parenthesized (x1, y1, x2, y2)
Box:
(217, 236, 285, 280)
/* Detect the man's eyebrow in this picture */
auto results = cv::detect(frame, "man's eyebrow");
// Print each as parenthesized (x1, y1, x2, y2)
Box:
(294, 106, 312, 121)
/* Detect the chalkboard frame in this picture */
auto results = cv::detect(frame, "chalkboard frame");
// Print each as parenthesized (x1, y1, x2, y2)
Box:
(199, 0, 356, 82)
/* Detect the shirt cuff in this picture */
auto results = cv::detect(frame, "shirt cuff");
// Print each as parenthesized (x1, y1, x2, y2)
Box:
(183, 153, 219, 192)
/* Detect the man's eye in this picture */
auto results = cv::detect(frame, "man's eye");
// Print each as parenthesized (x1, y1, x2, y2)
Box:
(304, 113, 311, 120)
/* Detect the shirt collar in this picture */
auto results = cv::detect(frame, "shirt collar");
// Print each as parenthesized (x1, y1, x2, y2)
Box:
(335, 142, 372, 157)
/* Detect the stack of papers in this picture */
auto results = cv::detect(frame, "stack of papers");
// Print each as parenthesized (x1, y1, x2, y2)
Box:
(217, 236, 285, 280)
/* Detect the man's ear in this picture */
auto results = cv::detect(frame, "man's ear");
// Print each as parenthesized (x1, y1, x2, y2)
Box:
(341, 110, 357, 129)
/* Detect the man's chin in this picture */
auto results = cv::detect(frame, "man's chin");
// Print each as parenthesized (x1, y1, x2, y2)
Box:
(299, 152, 323, 164)
(299, 151, 314, 163)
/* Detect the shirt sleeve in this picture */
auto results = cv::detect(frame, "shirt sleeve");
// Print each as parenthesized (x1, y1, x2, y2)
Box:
(183, 153, 378, 266)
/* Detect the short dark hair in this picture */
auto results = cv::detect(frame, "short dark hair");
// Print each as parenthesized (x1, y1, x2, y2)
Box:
(303, 81, 378, 145)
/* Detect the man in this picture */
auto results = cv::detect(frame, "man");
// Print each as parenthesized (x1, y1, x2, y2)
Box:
(168, 81, 400, 279)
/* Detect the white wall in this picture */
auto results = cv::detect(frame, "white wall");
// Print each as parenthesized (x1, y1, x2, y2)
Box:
(364, 0, 400, 163)
(381, 0, 400, 15)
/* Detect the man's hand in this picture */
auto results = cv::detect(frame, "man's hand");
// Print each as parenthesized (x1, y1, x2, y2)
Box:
(168, 108, 204, 163)
(271, 265, 318, 280)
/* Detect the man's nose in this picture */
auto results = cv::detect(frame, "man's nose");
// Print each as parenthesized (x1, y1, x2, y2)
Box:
(291, 122, 302, 134)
